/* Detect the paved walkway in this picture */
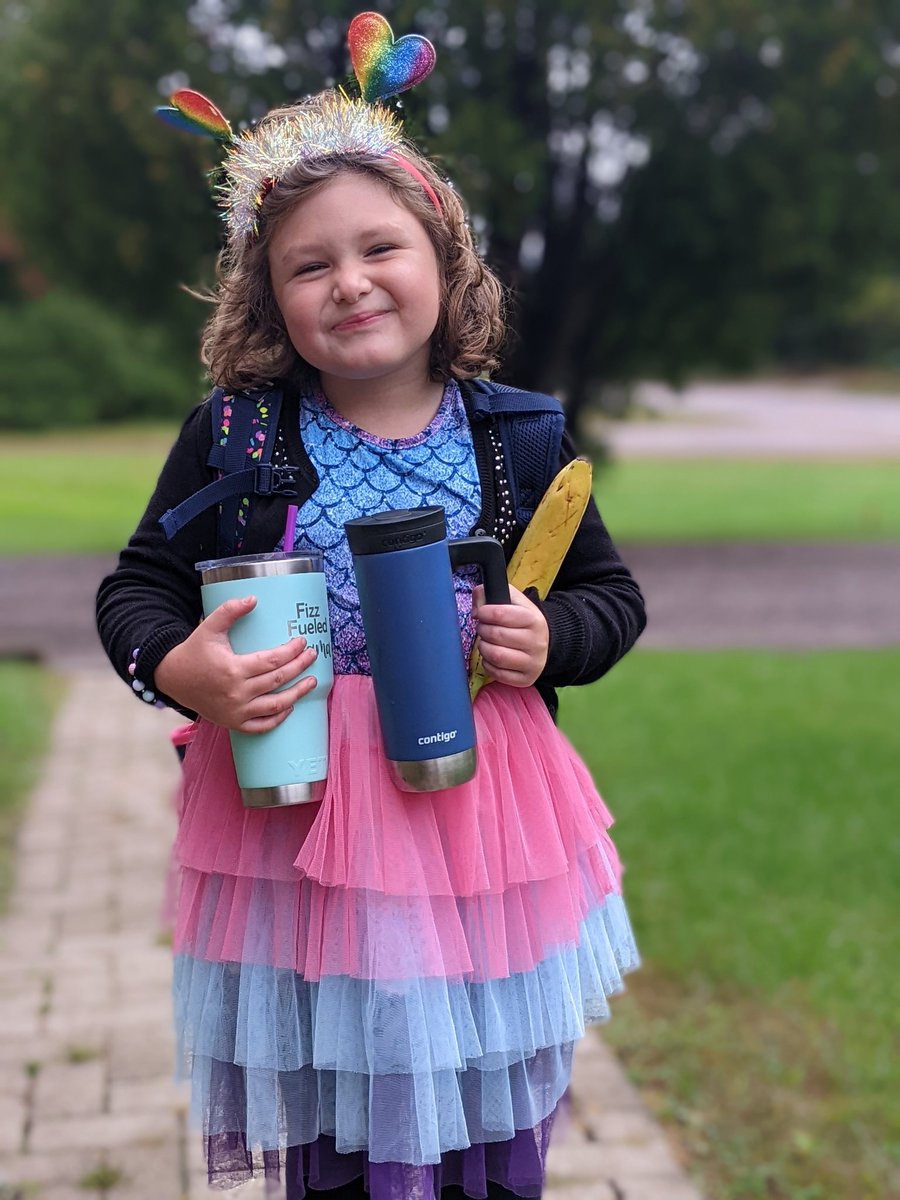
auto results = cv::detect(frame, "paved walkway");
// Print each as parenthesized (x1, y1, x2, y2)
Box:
(595, 379, 900, 458)
(0, 670, 702, 1200)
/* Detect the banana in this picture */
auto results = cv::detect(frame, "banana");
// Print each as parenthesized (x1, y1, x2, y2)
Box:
(505, 457, 594, 598)
(469, 457, 594, 701)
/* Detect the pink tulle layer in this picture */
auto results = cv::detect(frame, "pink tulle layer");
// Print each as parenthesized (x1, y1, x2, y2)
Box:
(172, 677, 627, 982)
(175, 677, 620, 892)
(174, 847, 621, 982)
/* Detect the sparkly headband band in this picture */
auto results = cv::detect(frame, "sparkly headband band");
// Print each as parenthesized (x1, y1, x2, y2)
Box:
(385, 152, 442, 216)
(156, 11, 440, 240)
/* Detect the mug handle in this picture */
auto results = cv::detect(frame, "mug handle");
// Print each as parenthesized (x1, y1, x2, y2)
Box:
(448, 537, 511, 605)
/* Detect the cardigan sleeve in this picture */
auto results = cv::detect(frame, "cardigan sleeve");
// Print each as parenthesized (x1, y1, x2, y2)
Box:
(532, 432, 646, 689)
(95, 401, 219, 714)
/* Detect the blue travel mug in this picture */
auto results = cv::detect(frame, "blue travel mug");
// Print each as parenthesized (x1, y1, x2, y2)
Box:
(196, 552, 334, 807)
(345, 507, 510, 792)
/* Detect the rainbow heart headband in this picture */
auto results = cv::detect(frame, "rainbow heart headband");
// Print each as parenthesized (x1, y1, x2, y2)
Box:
(156, 11, 440, 240)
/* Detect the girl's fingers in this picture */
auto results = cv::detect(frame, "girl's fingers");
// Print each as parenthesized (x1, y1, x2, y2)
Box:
(204, 595, 257, 634)
(479, 613, 548, 654)
(243, 672, 318, 723)
(245, 637, 311, 681)
(479, 642, 532, 672)
(253, 644, 318, 692)
(476, 585, 548, 681)
(482, 666, 529, 687)
(476, 604, 535, 629)
(475, 584, 539, 621)
(479, 649, 535, 686)
(237, 708, 295, 735)
(478, 623, 535, 651)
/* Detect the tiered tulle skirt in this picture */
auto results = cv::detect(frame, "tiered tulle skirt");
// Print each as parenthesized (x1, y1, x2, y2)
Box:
(172, 676, 639, 1197)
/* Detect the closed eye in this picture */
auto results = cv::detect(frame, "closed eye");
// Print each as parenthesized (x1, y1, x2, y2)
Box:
(294, 262, 328, 276)
(366, 243, 397, 257)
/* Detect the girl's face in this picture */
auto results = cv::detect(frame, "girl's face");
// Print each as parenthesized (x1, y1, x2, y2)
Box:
(267, 171, 442, 391)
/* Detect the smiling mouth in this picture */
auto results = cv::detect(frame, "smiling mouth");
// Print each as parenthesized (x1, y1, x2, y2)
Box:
(333, 310, 389, 332)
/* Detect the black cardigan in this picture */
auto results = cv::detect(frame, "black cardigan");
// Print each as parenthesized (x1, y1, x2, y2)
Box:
(97, 385, 646, 717)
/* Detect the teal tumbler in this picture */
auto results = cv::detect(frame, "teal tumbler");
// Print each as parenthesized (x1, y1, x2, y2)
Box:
(196, 552, 334, 807)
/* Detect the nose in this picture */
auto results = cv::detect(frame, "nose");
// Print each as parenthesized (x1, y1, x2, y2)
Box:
(332, 260, 372, 304)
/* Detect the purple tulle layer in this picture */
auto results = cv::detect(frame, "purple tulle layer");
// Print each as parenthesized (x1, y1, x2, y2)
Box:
(206, 1120, 556, 1198)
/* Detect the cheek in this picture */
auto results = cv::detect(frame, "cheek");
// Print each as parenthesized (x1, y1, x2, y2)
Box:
(418, 271, 443, 328)
(426, 280, 447, 338)
(278, 310, 322, 364)
(280, 293, 318, 339)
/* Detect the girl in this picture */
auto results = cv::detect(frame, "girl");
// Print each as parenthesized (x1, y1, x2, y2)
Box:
(97, 15, 646, 1199)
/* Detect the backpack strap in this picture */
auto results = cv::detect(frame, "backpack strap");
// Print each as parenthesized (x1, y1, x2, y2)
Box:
(468, 380, 566, 526)
(158, 387, 299, 552)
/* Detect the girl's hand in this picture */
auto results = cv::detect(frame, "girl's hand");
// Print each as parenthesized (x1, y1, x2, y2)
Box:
(154, 596, 318, 733)
(472, 584, 549, 688)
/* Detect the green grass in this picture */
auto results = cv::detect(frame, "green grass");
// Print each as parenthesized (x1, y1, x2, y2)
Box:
(595, 459, 900, 541)
(0, 664, 55, 906)
(560, 649, 899, 1200)
(0, 424, 177, 555)
(2, 426, 899, 553)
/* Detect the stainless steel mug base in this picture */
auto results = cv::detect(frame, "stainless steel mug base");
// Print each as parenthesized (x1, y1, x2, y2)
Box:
(390, 748, 477, 793)
(240, 779, 326, 808)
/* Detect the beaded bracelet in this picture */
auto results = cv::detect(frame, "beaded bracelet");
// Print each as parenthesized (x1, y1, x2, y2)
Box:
(128, 648, 165, 708)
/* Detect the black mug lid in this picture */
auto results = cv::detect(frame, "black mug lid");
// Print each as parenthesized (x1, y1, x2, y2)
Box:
(345, 506, 447, 555)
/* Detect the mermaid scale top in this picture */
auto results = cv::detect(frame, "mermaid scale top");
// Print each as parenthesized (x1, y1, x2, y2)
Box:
(290, 381, 481, 676)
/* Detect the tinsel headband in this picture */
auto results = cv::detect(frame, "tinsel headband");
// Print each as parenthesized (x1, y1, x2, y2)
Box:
(156, 11, 440, 241)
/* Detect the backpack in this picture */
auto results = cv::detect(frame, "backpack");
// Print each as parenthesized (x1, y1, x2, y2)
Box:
(466, 379, 565, 529)
(159, 381, 565, 556)
(159, 386, 297, 557)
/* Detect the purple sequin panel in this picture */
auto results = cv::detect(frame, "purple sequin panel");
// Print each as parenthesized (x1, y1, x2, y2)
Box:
(291, 382, 482, 676)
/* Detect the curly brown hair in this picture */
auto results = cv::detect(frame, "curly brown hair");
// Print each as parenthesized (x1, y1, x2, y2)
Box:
(202, 99, 507, 391)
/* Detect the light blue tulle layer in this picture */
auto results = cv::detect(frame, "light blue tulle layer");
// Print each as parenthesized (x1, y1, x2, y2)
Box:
(189, 1046, 573, 1164)
(173, 893, 638, 1162)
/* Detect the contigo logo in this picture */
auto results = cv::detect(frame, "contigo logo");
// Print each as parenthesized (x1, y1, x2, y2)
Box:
(383, 529, 428, 549)
(418, 730, 458, 746)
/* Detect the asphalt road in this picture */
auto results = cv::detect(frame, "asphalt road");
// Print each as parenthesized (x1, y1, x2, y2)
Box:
(596, 379, 900, 459)
(2, 542, 898, 670)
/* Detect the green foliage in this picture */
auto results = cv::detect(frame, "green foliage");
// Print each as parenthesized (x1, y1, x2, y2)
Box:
(78, 1162, 125, 1191)
(2, 437, 898, 555)
(0, 663, 53, 908)
(0, 423, 176, 553)
(562, 649, 900, 1200)
(2, 1, 900, 429)
(594, 459, 900, 541)
(0, 0, 221, 335)
(0, 292, 201, 428)
(65, 1043, 102, 1063)
(843, 275, 900, 365)
(382, 3, 900, 414)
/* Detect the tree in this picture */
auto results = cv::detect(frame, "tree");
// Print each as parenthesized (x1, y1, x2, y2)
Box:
(168, 0, 900, 425)
(0, 0, 223, 358)
(401, 0, 900, 426)
(3, 0, 900, 430)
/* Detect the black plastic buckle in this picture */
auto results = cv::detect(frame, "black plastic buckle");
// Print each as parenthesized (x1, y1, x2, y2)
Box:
(254, 463, 299, 497)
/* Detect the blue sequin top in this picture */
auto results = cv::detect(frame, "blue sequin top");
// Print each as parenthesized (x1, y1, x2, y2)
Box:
(289, 381, 482, 676)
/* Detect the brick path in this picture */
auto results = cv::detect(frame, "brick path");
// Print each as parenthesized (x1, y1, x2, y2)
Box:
(0, 670, 703, 1200)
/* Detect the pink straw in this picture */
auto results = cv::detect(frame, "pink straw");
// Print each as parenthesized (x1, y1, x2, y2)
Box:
(283, 504, 299, 552)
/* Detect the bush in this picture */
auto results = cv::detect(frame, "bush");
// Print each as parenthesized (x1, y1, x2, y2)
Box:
(0, 291, 205, 429)
(841, 275, 900, 366)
